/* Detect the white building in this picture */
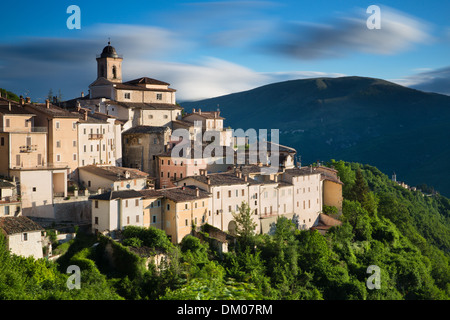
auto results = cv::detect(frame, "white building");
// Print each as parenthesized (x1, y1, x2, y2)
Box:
(0, 216, 43, 258)
(77, 111, 122, 167)
(89, 190, 143, 234)
(78, 165, 149, 193)
(68, 43, 182, 132)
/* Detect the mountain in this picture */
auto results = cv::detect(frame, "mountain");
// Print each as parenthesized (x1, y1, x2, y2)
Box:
(180, 76, 450, 196)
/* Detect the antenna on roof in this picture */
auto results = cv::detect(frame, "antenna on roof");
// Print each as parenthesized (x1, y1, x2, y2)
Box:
(108, 37, 111, 46)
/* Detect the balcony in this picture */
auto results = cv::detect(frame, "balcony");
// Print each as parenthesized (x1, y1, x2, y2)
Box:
(88, 133, 104, 140)
(19, 145, 38, 153)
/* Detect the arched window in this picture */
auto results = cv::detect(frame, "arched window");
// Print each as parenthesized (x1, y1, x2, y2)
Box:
(112, 65, 117, 79)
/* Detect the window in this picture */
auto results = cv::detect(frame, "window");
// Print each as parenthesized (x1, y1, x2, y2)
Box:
(90, 145, 93, 152)
(136, 215, 140, 223)
(73, 140, 77, 147)
(0, 137, 4, 146)
(16, 154, 20, 166)
(83, 128, 86, 135)
(228, 205, 232, 212)
(94, 217, 98, 224)
(56, 154, 61, 162)
(167, 204, 170, 210)
(84, 145, 87, 152)
(135, 199, 139, 206)
(127, 216, 130, 224)
(55, 121, 60, 129)
(228, 190, 231, 198)
(5, 119, 10, 127)
(161, 172, 164, 178)
(161, 159, 164, 165)
(156, 93, 163, 100)
(217, 192, 220, 199)
(88, 181, 91, 187)
(152, 215, 157, 223)
(125, 200, 128, 208)
(167, 172, 170, 178)
(25, 120, 28, 127)
(32, 187, 36, 192)
(180, 173, 183, 179)
(148, 114, 153, 119)
(185, 204, 188, 210)
(242, 189, 245, 196)
(56, 140, 61, 148)
(73, 154, 77, 161)
(23, 233, 28, 241)
(168, 160, 171, 165)
(72, 122, 76, 130)
(95, 200, 98, 208)
(124, 92, 131, 99)
(157, 200, 161, 207)
(5, 206, 10, 216)
(185, 219, 188, 226)
(235, 190, 238, 197)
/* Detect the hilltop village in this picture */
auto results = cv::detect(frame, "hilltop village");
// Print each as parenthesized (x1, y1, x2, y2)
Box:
(0, 43, 343, 259)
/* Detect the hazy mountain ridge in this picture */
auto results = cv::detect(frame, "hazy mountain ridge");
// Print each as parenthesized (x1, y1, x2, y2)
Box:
(181, 76, 450, 196)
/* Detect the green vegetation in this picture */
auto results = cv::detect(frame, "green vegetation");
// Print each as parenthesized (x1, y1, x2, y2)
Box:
(0, 161, 449, 300)
(0, 88, 20, 102)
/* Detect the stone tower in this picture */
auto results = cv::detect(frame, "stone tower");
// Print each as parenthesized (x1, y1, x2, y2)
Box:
(96, 41, 123, 83)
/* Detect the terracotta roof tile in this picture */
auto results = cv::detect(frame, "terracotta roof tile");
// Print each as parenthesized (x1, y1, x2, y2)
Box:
(0, 216, 43, 235)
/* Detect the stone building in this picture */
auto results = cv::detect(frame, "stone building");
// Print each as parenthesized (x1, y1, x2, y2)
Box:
(121, 125, 172, 180)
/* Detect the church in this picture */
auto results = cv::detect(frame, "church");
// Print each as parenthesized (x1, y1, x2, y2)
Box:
(69, 42, 182, 131)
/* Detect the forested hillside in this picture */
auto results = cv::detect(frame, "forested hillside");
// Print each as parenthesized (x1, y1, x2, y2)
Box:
(181, 77, 450, 197)
(0, 161, 449, 300)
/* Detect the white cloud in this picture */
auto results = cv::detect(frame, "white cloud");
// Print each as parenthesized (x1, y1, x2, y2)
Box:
(268, 6, 433, 60)
(394, 66, 450, 95)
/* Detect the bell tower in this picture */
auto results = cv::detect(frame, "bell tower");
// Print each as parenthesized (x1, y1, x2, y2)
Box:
(96, 40, 123, 83)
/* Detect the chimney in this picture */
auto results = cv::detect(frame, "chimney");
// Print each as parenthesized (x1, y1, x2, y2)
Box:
(76, 101, 81, 111)
(244, 175, 248, 182)
(198, 108, 201, 115)
(25, 97, 31, 104)
(84, 109, 88, 121)
(192, 108, 196, 113)
(19, 96, 24, 105)
(45, 99, 50, 109)
(81, 91, 84, 97)
(206, 176, 211, 185)
(196, 187, 199, 197)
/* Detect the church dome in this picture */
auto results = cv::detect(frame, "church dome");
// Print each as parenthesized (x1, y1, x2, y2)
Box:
(100, 42, 119, 58)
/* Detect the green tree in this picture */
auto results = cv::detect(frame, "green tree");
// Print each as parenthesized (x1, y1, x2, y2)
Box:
(231, 201, 258, 250)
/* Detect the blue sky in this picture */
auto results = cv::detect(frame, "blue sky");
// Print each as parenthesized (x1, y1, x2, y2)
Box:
(0, 0, 449, 101)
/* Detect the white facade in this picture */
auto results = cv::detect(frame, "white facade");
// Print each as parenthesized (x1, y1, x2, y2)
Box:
(6, 231, 43, 259)
(77, 118, 122, 167)
(10, 168, 67, 219)
(78, 168, 147, 193)
(284, 171, 323, 229)
(91, 196, 143, 233)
